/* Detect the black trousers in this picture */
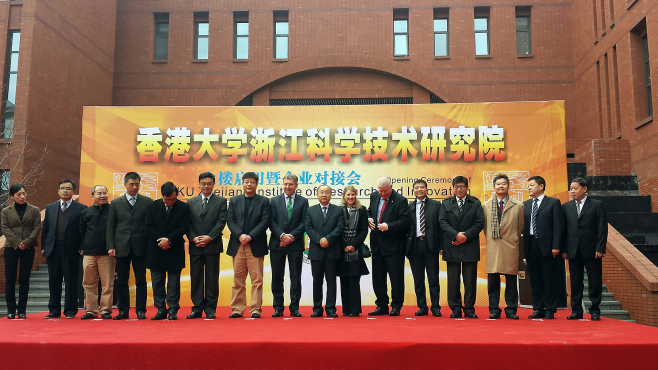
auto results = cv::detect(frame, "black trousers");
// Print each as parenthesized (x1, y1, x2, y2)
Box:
(47, 243, 79, 316)
(190, 253, 220, 314)
(446, 261, 477, 314)
(568, 253, 603, 315)
(371, 251, 405, 309)
(526, 237, 560, 313)
(488, 273, 518, 315)
(311, 257, 339, 313)
(340, 276, 362, 315)
(4, 247, 35, 315)
(271, 250, 303, 312)
(407, 239, 440, 310)
(115, 249, 147, 314)
(151, 270, 181, 313)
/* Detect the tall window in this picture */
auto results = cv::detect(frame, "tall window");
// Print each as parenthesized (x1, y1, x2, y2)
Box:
(234, 12, 249, 60)
(516, 7, 531, 55)
(644, 36, 653, 117)
(3, 31, 20, 139)
(393, 9, 409, 57)
(274, 11, 289, 59)
(474, 7, 490, 56)
(434, 8, 449, 57)
(195, 12, 209, 60)
(0, 170, 9, 196)
(154, 13, 169, 60)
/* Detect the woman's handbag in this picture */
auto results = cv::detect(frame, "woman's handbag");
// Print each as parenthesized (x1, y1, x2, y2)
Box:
(360, 243, 372, 258)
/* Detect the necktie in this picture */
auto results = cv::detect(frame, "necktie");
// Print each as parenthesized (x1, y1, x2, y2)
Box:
(419, 200, 425, 236)
(379, 199, 387, 223)
(202, 197, 208, 211)
(129, 196, 135, 209)
(531, 198, 538, 236)
(498, 199, 504, 221)
(322, 206, 328, 218)
(286, 196, 293, 221)
(458, 199, 464, 213)
(166, 205, 171, 214)
(576, 201, 581, 217)
(61, 202, 68, 212)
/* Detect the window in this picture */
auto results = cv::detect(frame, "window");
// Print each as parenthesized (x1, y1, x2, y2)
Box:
(234, 12, 249, 60)
(474, 8, 490, 56)
(0, 170, 9, 195)
(516, 7, 531, 55)
(393, 9, 409, 57)
(2, 31, 20, 139)
(194, 12, 209, 60)
(644, 36, 652, 117)
(274, 11, 289, 59)
(154, 13, 169, 60)
(434, 8, 449, 57)
(631, 19, 652, 126)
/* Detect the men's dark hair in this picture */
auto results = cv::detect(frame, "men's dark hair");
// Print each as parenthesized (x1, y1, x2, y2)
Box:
(161, 181, 177, 197)
(124, 172, 141, 183)
(528, 175, 546, 191)
(492, 174, 510, 186)
(571, 177, 589, 189)
(199, 172, 216, 183)
(242, 172, 259, 182)
(59, 179, 77, 190)
(9, 184, 25, 197)
(413, 179, 428, 188)
(453, 176, 469, 187)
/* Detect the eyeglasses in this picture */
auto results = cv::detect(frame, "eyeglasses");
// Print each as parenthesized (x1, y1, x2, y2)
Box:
(454, 185, 467, 190)
(59, 187, 73, 191)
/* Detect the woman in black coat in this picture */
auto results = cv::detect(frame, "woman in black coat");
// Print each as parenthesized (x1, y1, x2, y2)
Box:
(337, 185, 369, 317)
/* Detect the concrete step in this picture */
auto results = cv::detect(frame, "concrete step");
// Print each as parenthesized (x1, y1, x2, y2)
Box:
(589, 196, 652, 213)
(634, 245, 658, 268)
(38, 264, 48, 270)
(584, 300, 622, 310)
(597, 310, 631, 320)
(581, 283, 608, 294)
(0, 308, 50, 315)
(29, 271, 49, 276)
(607, 212, 658, 234)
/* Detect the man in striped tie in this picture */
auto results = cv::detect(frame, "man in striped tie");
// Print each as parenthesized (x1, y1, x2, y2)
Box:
(523, 176, 565, 320)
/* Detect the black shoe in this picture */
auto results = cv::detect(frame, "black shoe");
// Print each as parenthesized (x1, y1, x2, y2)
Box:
(489, 313, 500, 319)
(431, 308, 442, 317)
(44, 313, 61, 319)
(81, 313, 96, 320)
(349, 314, 360, 317)
(591, 313, 601, 321)
(101, 313, 112, 320)
(65, 314, 77, 319)
(567, 313, 583, 320)
(506, 314, 519, 320)
(18, 314, 26, 319)
(186, 311, 203, 319)
(168, 312, 178, 320)
(327, 311, 338, 318)
(544, 312, 555, 320)
(464, 312, 479, 319)
(389, 308, 401, 316)
(310, 311, 323, 318)
(415, 308, 428, 316)
(229, 313, 243, 318)
(450, 311, 462, 318)
(7, 314, 15, 319)
(528, 310, 545, 319)
(113, 312, 129, 320)
(137, 312, 147, 320)
(290, 310, 302, 317)
(151, 311, 168, 320)
(251, 312, 261, 319)
(272, 310, 284, 318)
(368, 307, 389, 316)
(205, 312, 216, 319)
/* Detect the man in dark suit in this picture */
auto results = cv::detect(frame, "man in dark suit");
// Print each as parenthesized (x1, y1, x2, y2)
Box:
(438, 176, 484, 319)
(144, 181, 191, 320)
(367, 177, 411, 316)
(186, 172, 227, 320)
(226, 172, 271, 319)
(523, 175, 565, 320)
(107, 172, 153, 320)
(406, 179, 442, 317)
(562, 177, 608, 321)
(304, 185, 344, 317)
(41, 179, 87, 319)
(269, 173, 309, 317)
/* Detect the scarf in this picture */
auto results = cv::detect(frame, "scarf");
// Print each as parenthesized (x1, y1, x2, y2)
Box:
(342, 206, 360, 262)
(491, 196, 508, 239)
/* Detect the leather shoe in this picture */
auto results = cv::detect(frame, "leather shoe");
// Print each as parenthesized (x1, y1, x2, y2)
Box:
(506, 314, 519, 320)
(415, 308, 428, 316)
(101, 313, 112, 320)
(464, 312, 478, 319)
(168, 312, 178, 320)
(44, 313, 60, 319)
(368, 307, 389, 316)
(7, 314, 15, 319)
(137, 312, 147, 320)
(389, 308, 401, 316)
(327, 311, 338, 318)
(81, 313, 96, 320)
(65, 314, 76, 319)
(229, 313, 243, 318)
(186, 311, 203, 319)
(205, 312, 216, 319)
(251, 312, 261, 318)
(272, 310, 284, 318)
(591, 313, 601, 321)
(450, 311, 462, 318)
(544, 312, 555, 320)
(528, 310, 545, 319)
(18, 314, 26, 319)
(489, 313, 500, 319)
(151, 311, 168, 320)
(290, 310, 302, 317)
(431, 308, 442, 317)
(349, 314, 360, 317)
(310, 311, 323, 318)
(113, 312, 129, 320)
(567, 313, 583, 320)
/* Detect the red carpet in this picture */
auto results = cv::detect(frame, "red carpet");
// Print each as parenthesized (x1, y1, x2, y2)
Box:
(1, 306, 657, 370)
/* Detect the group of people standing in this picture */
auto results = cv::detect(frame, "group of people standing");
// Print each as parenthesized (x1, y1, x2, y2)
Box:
(2, 171, 607, 322)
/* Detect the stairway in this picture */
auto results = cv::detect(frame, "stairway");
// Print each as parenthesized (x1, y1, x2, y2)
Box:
(0, 264, 63, 316)
(583, 276, 634, 322)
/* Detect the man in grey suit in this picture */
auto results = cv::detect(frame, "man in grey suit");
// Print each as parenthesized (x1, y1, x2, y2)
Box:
(269, 173, 309, 317)
(107, 172, 153, 320)
(305, 185, 344, 318)
(186, 172, 227, 319)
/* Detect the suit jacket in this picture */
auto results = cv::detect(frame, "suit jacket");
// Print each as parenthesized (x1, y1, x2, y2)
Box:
(523, 196, 565, 257)
(41, 200, 87, 258)
(144, 199, 191, 272)
(483, 197, 524, 275)
(1, 202, 41, 250)
(438, 195, 484, 263)
(186, 194, 227, 255)
(406, 197, 442, 255)
(226, 194, 271, 258)
(304, 203, 344, 261)
(367, 190, 411, 256)
(106, 193, 154, 258)
(563, 198, 608, 260)
(269, 193, 309, 252)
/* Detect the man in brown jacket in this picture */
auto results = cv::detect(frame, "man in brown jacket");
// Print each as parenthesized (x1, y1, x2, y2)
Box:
(483, 174, 524, 320)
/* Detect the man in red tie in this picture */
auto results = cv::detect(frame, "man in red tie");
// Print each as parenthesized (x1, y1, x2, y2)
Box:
(367, 177, 412, 316)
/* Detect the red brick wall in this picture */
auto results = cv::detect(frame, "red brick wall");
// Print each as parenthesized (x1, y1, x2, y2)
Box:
(574, 139, 632, 176)
(639, 177, 658, 213)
